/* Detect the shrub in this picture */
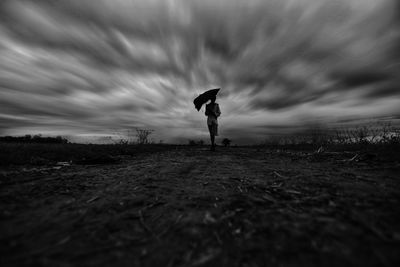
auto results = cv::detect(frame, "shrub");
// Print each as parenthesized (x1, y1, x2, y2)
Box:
(222, 138, 231, 147)
(188, 140, 197, 146)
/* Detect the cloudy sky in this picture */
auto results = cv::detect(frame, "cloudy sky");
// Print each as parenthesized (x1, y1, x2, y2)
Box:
(0, 0, 399, 143)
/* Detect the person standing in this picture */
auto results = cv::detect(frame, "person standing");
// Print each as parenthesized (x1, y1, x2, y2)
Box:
(205, 95, 221, 151)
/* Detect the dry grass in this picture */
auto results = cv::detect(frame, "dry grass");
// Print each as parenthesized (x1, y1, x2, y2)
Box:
(262, 122, 400, 150)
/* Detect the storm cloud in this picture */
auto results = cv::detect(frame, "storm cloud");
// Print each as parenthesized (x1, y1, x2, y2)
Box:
(0, 0, 399, 143)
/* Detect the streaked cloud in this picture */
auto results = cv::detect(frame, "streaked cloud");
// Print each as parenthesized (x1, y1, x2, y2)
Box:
(0, 0, 399, 143)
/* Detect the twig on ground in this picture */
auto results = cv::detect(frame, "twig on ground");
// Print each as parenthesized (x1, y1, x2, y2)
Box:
(338, 154, 359, 162)
(349, 154, 359, 162)
(157, 214, 183, 239)
(138, 210, 160, 241)
(213, 231, 223, 245)
(262, 192, 277, 203)
(285, 189, 301, 195)
(86, 196, 99, 203)
(273, 171, 289, 179)
(144, 201, 164, 210)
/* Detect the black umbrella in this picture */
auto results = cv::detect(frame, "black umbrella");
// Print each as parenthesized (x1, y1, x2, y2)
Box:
(193, 88, 220, 111)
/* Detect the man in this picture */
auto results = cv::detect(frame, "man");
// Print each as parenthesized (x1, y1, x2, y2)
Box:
(205, 95, 221, 151)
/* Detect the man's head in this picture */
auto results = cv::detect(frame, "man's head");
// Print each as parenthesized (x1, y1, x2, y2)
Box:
(210, 95, 216, 104)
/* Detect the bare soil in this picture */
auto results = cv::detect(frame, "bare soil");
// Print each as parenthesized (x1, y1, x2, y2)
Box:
(1, 147, 399, 266)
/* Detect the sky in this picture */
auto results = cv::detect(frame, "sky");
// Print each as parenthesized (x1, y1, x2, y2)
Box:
(0, 0, 399, 144)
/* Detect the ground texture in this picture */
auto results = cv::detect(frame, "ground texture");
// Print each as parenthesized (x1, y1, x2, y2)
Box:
(1, 147, 399, 266)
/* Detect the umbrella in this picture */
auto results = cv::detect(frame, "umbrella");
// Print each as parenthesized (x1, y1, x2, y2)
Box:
(193, 88, 220, 111)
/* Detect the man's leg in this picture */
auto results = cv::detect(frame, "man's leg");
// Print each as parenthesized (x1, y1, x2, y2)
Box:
(208, 123, 217, 151)
(208, 124, 214, 150)
(211, 124, 216, 151)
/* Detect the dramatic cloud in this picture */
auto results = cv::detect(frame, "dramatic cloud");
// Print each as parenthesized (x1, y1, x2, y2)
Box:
(0, 0, 399, 143)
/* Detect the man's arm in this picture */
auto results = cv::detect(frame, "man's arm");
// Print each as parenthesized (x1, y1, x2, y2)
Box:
(205, 107, 210, 116)
(215, 104, 221, 117)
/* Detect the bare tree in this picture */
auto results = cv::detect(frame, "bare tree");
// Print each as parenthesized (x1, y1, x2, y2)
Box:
(136, 128, 154, 144)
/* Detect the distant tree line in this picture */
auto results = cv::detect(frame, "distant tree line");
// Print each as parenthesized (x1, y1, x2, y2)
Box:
(0, 134, 68, 144)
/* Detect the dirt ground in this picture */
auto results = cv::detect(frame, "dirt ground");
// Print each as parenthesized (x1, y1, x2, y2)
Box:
(1, 147, 399, 267)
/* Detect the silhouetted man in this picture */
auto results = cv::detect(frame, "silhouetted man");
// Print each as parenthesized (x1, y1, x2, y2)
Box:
(205, 96, 221, 151)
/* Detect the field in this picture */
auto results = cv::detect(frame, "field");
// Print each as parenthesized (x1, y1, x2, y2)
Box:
(0, 143, 399, 266)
